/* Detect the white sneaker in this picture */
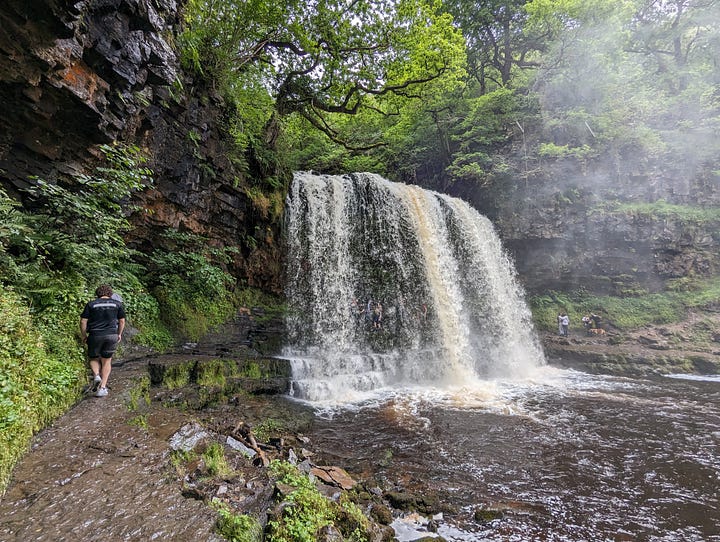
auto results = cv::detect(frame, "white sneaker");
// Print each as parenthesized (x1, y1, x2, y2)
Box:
(90, 374, 102, 393)
(95, 387, 108, 397)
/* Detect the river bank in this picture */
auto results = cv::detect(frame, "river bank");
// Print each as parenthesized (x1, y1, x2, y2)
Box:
(541, 308, 720, 376)
(0, 312, 396, 541)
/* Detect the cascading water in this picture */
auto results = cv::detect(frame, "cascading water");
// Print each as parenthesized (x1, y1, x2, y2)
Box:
(284, 172, 545, 401)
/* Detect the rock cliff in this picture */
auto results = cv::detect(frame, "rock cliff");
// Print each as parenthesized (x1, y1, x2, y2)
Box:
(0, 0, 283, 293)
(450, 162, 720, 296)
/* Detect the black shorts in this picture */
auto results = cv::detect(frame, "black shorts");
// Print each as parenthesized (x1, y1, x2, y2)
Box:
(87, 334, 120, 359)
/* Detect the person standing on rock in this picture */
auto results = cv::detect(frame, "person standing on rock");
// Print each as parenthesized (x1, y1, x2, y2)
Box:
(80, 284, 125, 397)
(560, 312, 570, 337)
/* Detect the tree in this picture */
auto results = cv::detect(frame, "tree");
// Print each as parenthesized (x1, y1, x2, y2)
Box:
(524, 0, 720, 184)
(443, 0, 547, 92)
(181, 0, 466, 150)
(628, 0, 720, 93)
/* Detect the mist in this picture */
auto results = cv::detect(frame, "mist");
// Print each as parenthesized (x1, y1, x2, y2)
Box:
(532, 0, 720, 205)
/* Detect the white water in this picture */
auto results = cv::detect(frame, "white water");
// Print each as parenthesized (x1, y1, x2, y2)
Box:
(284, 172, 545, 401)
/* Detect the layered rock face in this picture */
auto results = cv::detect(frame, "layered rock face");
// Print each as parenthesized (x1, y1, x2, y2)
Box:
(0, 0, 179, 184)
(501, 198, 720, 295)
(450, 162, 720, 296)
(0, 0, 282, 292)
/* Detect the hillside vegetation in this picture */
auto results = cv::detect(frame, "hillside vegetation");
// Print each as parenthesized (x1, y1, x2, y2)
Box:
(0, 145, 245, 491)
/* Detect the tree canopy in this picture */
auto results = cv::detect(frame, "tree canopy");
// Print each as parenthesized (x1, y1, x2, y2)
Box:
(181, 0, 466, 150)
(179, 0, 720, 194)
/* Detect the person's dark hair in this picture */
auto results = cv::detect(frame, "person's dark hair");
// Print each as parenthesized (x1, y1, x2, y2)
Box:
(95, 284, 113, 298)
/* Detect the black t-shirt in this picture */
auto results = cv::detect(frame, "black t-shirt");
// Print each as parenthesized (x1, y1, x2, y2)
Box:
(81, 297, 126, 335)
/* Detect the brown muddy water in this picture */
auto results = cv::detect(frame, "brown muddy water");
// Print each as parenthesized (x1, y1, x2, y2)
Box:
(300, 368, 720, 541)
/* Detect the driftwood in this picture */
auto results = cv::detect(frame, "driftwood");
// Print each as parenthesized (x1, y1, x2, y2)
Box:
(232, 421, 269, 466)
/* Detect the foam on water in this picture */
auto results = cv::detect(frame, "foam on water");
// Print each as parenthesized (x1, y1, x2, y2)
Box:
(665, 373, 720, 382)
(291, 364, 636, 423)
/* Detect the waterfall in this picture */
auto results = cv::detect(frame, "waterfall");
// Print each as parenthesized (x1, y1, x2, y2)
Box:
(284, 172, 545, 401)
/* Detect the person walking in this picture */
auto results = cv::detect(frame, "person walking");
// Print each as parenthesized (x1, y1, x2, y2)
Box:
(80, 284, 126, 397)
(373, 301, 383, 330)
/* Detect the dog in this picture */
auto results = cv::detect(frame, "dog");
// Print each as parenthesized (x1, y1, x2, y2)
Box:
(587, 328, 606, 336)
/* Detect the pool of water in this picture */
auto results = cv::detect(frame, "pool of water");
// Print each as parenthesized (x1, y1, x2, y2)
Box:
(300, 368, 720, 541)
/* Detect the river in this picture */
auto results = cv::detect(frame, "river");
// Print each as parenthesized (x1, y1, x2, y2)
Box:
(298, 368, 720, 541)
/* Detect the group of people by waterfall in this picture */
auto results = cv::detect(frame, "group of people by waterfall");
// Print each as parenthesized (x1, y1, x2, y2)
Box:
(557, 311, 605, 337)
(582, 313, 605, 335)
(351, 298, 385, 330)
(350, 297, 430, 334)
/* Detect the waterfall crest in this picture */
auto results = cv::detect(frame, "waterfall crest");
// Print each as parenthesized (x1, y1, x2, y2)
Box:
(284, 172, 545, 401)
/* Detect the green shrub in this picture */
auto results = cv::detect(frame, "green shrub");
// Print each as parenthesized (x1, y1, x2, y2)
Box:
(268, 461, 332, 541)
(119, 283, 174, 351)
(149, 232, 238, 341)
(212, 499, 263, 542)
(0, 286, 85, 493)
(268, 487, 333, 542)
(153, 274, 235, 341)
(267, 461, 371, 542)
(169, 449, 198, 475)
(253, 419, 284, 442)
(337, 494, 371, 542)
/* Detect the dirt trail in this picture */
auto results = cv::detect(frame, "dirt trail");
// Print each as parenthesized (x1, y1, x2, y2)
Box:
(0, 356, 221, 542)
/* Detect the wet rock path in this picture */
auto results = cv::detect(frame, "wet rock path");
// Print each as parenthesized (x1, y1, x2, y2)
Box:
(0, 356, 221, 542)
(0, 311, 286, 542)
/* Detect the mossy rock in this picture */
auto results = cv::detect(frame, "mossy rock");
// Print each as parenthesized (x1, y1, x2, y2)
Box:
(474, 508, 504, 523)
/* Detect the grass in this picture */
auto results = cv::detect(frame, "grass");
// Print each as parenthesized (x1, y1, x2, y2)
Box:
(161, 361, 195, 389)
(239, 361, 263, 379)
(126, 376, 151, 412)
(203, 442, 233, 477)
(197, 359, 237, 388)
(530, 276, 720, 331)
(128, 414, 149, 430)
(593, 200, 720, 223)
(169, 449, 197, 477)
